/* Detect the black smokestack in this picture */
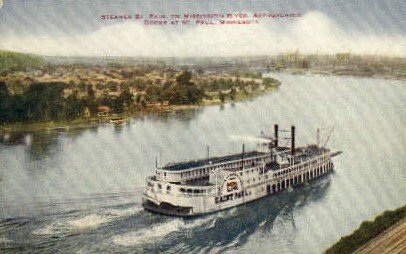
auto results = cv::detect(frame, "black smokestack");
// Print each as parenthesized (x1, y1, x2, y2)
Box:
(274, 124, 278, 147)
(291, 126, 295, 155)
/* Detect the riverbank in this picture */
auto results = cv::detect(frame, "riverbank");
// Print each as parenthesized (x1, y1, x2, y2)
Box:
(0, 86, 277, 134)
(325, 205, 406, 254)
(279, 68, 406, 81)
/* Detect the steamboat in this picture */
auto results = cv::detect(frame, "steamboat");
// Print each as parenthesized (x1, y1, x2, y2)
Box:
(142, 125, 341, 217)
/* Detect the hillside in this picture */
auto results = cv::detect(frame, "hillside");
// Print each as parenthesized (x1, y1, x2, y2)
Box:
(0, 50, 46, 71)
(325, 205, 406, 254)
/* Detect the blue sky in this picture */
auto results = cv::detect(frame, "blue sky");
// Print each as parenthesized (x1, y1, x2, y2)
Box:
(0, 0, 405, 56)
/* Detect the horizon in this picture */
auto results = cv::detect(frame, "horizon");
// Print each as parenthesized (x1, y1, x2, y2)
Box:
(0, 1, 405, 57)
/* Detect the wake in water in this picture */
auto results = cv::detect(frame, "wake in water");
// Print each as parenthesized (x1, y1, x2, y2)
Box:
(32, 205, 143, 236)
(112, 212, 224, 247)
(0, 237, 13, 244)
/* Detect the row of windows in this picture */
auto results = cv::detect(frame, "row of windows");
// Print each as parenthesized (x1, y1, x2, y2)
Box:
(274, 159, 329, 178)
(149, 182, 210, 195)
(178, 158, 266, 179)
(271, 165, 329, 192)
(179, 188, 208, 194)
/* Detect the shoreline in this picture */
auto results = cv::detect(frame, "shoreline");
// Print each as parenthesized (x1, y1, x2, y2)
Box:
(325, 205, 406, 254)
(1, 69, 401, 134)
(276, 68, 405, 81)
(0, 87, 276, 134)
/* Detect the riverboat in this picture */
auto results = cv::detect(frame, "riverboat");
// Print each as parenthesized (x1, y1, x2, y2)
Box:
(142, 125, 341, 216)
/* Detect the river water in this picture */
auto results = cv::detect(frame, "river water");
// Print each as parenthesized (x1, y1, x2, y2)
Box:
(0, 73, 405, 253)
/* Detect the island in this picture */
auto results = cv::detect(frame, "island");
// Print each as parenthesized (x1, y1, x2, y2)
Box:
(0, 50, 281, 132)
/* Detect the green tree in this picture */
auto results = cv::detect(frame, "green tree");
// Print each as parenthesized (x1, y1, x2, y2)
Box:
(219, 91, 225, 103)
(118, 88, 134, 111)
(145, 84, 162, 103)
(0, 82, 11, 123)
(64, 92, 85, 120)
(230, 87, 237, 101)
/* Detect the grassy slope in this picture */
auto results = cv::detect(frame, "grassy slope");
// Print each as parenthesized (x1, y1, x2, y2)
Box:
(0, 50, 46, 71)
(325, 205, 406, 254)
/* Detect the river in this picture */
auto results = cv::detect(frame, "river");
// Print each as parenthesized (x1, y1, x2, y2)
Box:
(0, 73, 405, 253)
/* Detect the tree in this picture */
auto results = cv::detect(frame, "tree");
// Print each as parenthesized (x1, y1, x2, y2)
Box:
(87, 84, 95, 99)
(133, 78, 147, 91)
(230, 87, 237, 101)
(176, 70, 193, 86)
(0, 82, 11, 123)
(145, 84, 162, 103)
(263, 77, 281, 87)
(118, 88, 134, 111)
(135, 93, 142, 105)
(64, 92, 85, 120)
(219, 91, 225, 103)
(167, 70, 205, 105)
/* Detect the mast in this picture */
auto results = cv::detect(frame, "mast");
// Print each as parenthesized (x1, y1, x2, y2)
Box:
(291, 126, 295, 156)
(241, 143, 245, 170)
(274, 124, 279, 147)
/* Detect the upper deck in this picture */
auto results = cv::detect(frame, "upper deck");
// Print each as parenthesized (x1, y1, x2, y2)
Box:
(161, 151, 267, 171)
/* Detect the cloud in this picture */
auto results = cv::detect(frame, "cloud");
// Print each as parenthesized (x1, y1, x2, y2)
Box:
(1, 11, 405, 57)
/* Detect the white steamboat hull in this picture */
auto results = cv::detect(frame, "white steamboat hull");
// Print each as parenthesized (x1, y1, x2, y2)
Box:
(142, 156, 335, 217)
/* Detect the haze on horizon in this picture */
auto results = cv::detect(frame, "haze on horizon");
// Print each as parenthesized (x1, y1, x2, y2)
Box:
(0, 0, 405, 57)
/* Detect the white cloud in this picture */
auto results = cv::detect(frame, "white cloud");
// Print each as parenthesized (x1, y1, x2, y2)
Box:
(1, 11, 405, 57)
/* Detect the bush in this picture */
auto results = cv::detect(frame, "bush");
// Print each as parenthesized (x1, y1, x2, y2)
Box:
(325, 205, 406, 254)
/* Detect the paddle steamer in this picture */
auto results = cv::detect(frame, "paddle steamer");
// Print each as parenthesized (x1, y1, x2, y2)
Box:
(142, 125, 341, 216)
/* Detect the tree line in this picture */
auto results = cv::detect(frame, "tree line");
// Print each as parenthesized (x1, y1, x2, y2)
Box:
(0, 70, 280, 124)
(0, 81, 134, 124)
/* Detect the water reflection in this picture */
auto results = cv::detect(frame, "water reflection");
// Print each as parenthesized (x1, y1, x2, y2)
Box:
(0, 127, 97, 161)
(0, 132, 27, 145)
(145, 107, 204, 123)
(155, 176, 332, 253)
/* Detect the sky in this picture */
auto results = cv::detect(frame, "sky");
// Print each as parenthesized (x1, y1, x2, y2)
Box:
(0, 0, 405, 57)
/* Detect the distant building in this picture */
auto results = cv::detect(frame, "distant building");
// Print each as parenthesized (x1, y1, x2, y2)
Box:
(97, 105, 111, 117)
(336, 52, 351, 62)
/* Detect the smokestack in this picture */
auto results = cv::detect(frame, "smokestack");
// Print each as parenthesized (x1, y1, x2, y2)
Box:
(274, 124, 278, 147)
(291, 126, 295, 155)
(242, 143, 245, 169)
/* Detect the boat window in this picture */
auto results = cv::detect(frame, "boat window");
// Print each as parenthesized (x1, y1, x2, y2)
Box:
(166, 185, 171, 191)
(187, 189, 192, 193)
(193, 189, 200, 194)
(158, 184, 162, 189)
